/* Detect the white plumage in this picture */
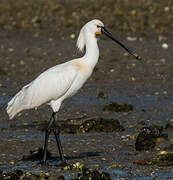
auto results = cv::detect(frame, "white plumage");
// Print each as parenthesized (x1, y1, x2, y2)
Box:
(7, 19, 104, 119)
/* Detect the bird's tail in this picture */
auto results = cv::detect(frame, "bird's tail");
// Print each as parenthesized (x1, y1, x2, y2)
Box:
(6, 84, 30, 119)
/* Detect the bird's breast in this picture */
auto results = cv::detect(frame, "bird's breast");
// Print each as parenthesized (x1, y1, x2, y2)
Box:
(74, 61, 90, 73)
(74, 61, 94, 82)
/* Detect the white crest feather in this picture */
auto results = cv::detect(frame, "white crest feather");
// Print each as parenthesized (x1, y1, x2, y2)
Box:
(76, 25, 86, 52)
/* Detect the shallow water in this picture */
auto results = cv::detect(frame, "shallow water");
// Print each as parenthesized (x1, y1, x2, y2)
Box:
(0, 84, 173, 179)
(66, 84, 173, 128)
(0, 95, 8, 106)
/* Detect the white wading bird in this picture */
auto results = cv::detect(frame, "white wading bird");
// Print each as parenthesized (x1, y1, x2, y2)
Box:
(6, 19, 141, 165)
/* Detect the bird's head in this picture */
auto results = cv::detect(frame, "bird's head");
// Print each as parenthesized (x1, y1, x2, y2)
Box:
(76, 19, 104, 52)
(77, 19, 141, 60)
(86, 19, 104, 38)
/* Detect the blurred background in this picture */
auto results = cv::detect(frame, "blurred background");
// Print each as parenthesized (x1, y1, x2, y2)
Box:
(0, 0, 172, 37)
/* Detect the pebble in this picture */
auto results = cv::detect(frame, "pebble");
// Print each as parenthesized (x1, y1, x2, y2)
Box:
(163, 91, 167, 94)
(20, 60, 25, 65)
(9, 161, 15, 165)
(8, 48, 14, 52)
(160, 58, 166, 63)
(132, 77, 135, 81)
(158, 35, 167, 41)
(70, 34, 75, 39)
(162, 43, 168, 49)
(43, 52, 47, 56)
(126, 36, 137, 41)
(159, 151, 168, 155)
(11, 64, 15, 67)
(130, 135, 136, 140)
(109, 164, 121, 168)
(164, 6, 170, 12)
(123, 52, 129, 57)
(32, 16, 40, 23)
(33, 33, 39, 38)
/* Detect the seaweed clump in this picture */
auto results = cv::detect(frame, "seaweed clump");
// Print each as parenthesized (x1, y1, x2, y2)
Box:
(73, 167, 111, 180)
(59, 117, 124, 133)
(135, 126, 168, 151)
(79, 117, 124, 133)
(0, 169, 49, 180)
(0, 166, 111, 180)
(103, 102, 133, 112)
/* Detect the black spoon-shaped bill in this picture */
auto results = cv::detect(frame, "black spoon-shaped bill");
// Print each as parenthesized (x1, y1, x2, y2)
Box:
(101, 27, 141, 60)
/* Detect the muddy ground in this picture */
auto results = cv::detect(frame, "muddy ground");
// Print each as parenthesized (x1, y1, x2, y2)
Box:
(0, 0, 173, 179)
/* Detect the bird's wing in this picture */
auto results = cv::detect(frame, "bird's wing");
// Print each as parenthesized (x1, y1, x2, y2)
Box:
(25, 65, 78, 107)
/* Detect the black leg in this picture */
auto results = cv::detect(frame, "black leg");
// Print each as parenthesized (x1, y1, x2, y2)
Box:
(52, 113, 66, 163)
(41, 113, 55, 164)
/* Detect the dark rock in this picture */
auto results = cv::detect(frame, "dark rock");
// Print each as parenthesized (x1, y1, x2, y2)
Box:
(59, 116, 124, 133)
(135, 126, 168, 151)
(103, 102, 133, 112)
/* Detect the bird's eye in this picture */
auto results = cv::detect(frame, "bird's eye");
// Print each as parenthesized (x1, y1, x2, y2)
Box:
(97, 25, 100, 28)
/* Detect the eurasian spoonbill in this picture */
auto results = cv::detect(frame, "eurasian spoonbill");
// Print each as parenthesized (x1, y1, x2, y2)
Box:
(6, 19, 141, 164)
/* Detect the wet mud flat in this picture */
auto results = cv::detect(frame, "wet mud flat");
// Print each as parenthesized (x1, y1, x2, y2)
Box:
(0, 84, 173, 179)
(0, 23, 173, 180)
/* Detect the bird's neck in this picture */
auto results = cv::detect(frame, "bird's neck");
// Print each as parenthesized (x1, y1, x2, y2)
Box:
(83, 35, 99, 68)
